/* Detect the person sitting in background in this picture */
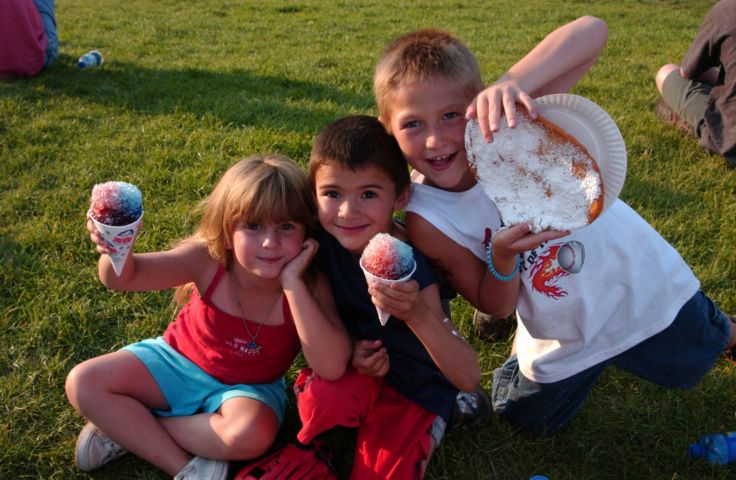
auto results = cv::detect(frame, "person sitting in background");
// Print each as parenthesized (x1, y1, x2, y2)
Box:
(654, 0, 736, 167)
(0, 0, 58, 78)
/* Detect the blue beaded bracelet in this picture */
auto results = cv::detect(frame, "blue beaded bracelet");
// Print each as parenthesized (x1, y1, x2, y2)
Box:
(485, 243, 520, 282)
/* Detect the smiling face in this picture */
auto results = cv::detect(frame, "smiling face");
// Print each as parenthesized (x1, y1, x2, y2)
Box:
(384, 78, 477, 192)
(314, 161, 408, 255)
(229, 219, 306, 280)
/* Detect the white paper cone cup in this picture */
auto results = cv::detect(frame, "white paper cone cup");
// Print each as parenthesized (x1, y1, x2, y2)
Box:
(359, 259, 417, 326)
(89, 210, 143, 276)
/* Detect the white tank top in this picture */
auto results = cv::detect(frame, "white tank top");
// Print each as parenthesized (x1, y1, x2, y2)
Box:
(407, 182, 700, 383)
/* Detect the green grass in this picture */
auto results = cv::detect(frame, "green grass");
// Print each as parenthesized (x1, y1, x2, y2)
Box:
(2, 0, 735, 478)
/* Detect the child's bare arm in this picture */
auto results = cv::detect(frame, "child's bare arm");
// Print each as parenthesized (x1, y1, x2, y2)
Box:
(406, 213, 568, 317)
(281, 239, 352, 381)
(406, 212, 518, 317)
(87, 215, 209, 292)
(368, 281, 480, 392)
(467, 15, 608, 140)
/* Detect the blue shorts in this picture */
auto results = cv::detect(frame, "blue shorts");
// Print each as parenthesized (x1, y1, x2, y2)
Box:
(492, 290, 731, 436)
(124, 337, 288, 425)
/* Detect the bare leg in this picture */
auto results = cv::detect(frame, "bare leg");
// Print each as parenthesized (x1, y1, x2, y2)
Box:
(159, 396, 278, 460)
(65, 351, 191, 476)
(656, 64, 680, 94)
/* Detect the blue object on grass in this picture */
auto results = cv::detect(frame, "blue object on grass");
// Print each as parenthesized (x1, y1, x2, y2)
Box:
(77, 50, 102, 69)
(689, 432, 736, 465)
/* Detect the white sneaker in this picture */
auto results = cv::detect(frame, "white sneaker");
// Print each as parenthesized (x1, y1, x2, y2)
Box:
(75, 422, 128, 471)
(174, 456, 228, 480)
(452, 387, 492, 428)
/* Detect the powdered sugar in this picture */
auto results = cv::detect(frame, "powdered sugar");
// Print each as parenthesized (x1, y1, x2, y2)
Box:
(465, 113, 602, 232)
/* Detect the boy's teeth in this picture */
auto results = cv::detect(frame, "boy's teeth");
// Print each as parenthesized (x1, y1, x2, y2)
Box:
(430, 154, 450, 165)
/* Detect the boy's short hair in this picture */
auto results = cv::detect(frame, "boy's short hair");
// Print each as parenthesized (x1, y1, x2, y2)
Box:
(374, 29, 485, 129)
(309, 115, 410, 194)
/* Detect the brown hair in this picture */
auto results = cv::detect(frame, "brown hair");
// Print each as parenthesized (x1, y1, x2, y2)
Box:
(308, 115, 410, 195)
(174, 155, 315, 303)
(374, 29, 484, 129)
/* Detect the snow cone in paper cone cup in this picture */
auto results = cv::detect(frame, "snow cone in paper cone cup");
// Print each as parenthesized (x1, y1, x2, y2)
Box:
(359, 233, 416, 326)
(88, 181, 144, 276)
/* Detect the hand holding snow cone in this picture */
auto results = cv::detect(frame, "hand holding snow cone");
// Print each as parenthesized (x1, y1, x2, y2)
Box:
(359, 233, 417, 325)
(87, 181, 144, 276)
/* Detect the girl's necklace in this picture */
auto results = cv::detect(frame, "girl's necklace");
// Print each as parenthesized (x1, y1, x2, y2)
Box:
(230, 267, 282, 356)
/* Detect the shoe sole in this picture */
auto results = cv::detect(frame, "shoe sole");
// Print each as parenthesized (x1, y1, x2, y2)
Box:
(654, 99, 695, 137)
(474, 311, 516, 341)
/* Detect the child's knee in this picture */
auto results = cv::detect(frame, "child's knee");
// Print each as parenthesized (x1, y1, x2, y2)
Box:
(220, 421, 276, 460)
(65, 362, 96, 411)
(65, 357, 122, 414)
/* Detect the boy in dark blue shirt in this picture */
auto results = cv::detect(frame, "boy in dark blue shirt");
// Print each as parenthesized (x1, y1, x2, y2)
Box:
(294, 115, 486, 479)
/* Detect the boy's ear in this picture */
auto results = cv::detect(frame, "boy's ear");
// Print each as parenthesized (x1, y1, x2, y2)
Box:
(393, 185, 411, 210)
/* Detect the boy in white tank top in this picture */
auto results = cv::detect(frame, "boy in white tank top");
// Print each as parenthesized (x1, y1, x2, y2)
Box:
(373, 17, 736, 434)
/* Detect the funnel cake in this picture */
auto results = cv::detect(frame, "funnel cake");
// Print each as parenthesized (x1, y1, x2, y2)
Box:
(466, 110, 604, 232)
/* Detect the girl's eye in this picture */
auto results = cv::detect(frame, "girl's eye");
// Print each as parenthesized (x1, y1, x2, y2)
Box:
(361, 191, 378, 199)
(279, 223, 296, 232)
(245, 223, 261, 231)
(323, 190, 339, 199)
(444, 112, 460, 120)
(402, 120, 420, 129)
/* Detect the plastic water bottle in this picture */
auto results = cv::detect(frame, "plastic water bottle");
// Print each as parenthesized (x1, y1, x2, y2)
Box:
(689, 431, 736, 465)
(77, 50, 103, 69)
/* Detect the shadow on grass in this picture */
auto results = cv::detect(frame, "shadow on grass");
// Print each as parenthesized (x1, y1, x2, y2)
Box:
(0, 236, 41, 309)
(11, 53, 374, 133)
(620, 173, 696, 217)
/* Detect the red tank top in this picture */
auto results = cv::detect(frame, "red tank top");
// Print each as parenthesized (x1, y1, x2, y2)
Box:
(163, 266, 301, 385)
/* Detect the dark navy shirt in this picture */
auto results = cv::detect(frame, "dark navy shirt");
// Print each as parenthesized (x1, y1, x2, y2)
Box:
(314, 227, 458, 422)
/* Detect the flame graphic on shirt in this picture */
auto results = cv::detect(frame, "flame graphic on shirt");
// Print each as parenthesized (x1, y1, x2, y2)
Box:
(482, 228, 492, 250)
(529, 244, 569, 299)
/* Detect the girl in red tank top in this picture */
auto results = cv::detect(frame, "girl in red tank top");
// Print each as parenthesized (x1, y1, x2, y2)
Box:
(66, 155, 351, 479)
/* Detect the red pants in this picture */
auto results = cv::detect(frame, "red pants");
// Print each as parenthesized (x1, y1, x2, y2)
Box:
(294, 368, 436, 480)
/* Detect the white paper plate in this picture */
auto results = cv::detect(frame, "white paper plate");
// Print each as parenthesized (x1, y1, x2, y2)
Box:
(535, 94, 627, 212)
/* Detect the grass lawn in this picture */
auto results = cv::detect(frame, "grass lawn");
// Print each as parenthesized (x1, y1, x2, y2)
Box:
(2, 0, 735, 478)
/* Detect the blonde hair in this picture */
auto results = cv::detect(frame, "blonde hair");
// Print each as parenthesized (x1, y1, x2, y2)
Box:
(174, 154, 314, 303)
(374, 29, 485, 129)
(196, 154, 314, 265)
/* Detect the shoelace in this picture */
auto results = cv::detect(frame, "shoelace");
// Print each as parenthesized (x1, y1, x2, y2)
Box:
(97, 436, 126, 464)
(456, 392, 479, 415)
